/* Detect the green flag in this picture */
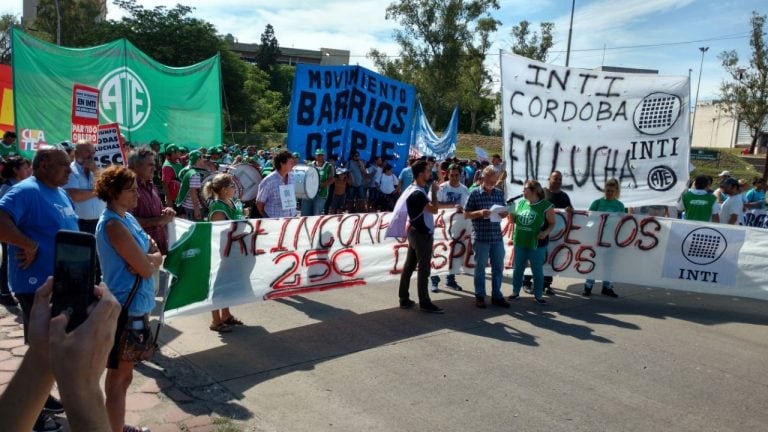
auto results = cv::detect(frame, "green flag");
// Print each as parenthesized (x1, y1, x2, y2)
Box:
(12, 29, 222, 156)
(164, 222, 213, 311)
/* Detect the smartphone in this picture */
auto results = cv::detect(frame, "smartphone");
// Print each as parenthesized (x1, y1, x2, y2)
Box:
(51, 230, 98, 332)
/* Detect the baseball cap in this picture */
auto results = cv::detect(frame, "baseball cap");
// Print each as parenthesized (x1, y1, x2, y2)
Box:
(164, 143, 179, 153)
(720, 178, 738, 188)
(718, 170, 731, 177)
(315, 149, 325, 156)
(187, 150, 202, 164)
(209, 147, 222, 155)
(292, 152, 300, 159)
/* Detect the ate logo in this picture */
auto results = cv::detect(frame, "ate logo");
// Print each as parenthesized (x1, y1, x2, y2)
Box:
(98, 67, 151, 132)
(517, 210, 536, 226)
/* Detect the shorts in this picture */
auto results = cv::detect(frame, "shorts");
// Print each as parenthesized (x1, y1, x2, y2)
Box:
(329, 194, 346, 211)
(346, 185, 365, 201)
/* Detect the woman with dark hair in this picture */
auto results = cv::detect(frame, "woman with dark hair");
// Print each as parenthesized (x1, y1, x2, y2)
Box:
(94, 165, 162, 432)
(0, 155, 32, 307)
(203, 172, 247, 332)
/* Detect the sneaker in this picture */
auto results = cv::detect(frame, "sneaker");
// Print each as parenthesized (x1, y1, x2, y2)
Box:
(0, 294, 18, 307)
(446, 281, 463, 291)
(544, 287, 555, 296)
(601, 288, 619, 298)
(523, 284, 533, 294)
(33, 415, 62, 432)
(430, 276, 440, 292)
(420, 303, 445, 314)
(475, 297, 487, 309)
(582, 287, 592, 297)
(508, 294, 520, 301)
(43, 395, 64, 414)
(399, 299, 416, 309)
(123, 426, 151, 432)
(534, 297, 547, 304)
(491, 297, 511, 308)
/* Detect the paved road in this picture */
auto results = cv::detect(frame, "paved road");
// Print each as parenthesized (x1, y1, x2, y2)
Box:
(2, 275, 767, 431)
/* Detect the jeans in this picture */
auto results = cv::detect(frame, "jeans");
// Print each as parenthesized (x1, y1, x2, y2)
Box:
(512, 245, 547, 298)
(585, 279, 613, 290)
(473, 240, 505, 299)
(300, 196, 327, 216)
(0, 242, 10, 296)
(398, 229, 434, 305)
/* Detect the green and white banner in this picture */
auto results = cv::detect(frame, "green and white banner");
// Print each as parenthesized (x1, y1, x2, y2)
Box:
(163, 212, 768, 320)
(11, 29, 222, 155)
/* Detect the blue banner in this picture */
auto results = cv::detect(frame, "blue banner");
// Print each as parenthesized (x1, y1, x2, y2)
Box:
(287, 65, 416, 173)
(410, 101, 458, 160)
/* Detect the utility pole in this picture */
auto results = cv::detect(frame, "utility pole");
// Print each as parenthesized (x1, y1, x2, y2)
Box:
(565, 0, 575, 66)
(690, 46, 709, 144)
(53, 0, 61, 45)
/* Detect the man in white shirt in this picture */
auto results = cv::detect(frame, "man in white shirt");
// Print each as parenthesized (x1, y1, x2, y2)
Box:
(431, 164, 469, 292)
(718, 178, 744, 225)
(65, 141, 106, 281)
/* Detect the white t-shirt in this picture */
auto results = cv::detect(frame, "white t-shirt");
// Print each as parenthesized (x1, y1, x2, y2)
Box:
(379, 173, 399, 194)
(719, 193, 744, 224)
(437, 182, 469, 207)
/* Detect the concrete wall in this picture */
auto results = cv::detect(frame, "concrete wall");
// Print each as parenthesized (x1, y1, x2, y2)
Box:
(690, 102, 741, 148)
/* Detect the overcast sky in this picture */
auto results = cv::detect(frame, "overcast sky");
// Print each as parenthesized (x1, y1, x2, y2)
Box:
(4, 0, 765, 101)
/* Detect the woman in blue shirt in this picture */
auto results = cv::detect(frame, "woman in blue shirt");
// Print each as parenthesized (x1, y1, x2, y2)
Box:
(95, 165, 163, 432)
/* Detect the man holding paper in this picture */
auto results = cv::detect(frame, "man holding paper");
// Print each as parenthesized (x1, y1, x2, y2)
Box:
(464, 165, 510, 309)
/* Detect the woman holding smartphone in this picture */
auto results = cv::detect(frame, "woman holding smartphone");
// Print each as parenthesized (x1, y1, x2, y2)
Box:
(203, 173, 247, 332)
(95, 165, 162, 432)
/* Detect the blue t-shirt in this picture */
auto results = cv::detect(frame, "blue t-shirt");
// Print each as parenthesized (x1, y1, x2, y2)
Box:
(96, 209, 155, 316)
(399, 167, 414, 188)
(745, 188, 766, 210)
(0, 177, 79, 294)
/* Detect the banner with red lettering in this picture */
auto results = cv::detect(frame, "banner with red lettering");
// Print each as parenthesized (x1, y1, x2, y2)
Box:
(71, 83, 99, 143)
(162, 210, 768, 320)
(500, 51, 691, 209)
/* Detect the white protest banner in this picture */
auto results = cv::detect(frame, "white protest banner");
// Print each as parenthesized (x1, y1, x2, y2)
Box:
(71, 83, 99, 143)
(95, 123, 126, 168)
(500, 52, 691, 209)
(162, 210, 768, 320)
(742, 210, 768, 228)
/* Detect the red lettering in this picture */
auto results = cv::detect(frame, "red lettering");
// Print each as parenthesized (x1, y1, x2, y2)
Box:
(596, 213, 611, 247)
(637, 217, 661, 250)
(270, 218, 293, 253)
(614, 215, 638, 248)
(549, 243, 573, 272)
(564, 210, 588, 244)
(574, 245, 596, 274)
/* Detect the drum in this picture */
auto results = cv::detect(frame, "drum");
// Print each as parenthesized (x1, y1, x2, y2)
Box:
(292, 165, 320, 200)
(231, 163, 262, 202)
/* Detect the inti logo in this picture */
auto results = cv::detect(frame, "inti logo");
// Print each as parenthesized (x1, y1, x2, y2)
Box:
(98, 67, 151, 132)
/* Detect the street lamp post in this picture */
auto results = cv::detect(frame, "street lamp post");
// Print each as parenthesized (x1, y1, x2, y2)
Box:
(690, 46, 709, 144)
(565, 0, 575, 67)
(53, 0, 61, 45)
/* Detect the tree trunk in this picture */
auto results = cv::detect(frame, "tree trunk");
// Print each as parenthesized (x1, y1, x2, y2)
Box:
(470, 110, 477, 134)
(749, 133, 758, 154)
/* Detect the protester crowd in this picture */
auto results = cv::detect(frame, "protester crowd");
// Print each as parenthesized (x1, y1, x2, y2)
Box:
(0, 129, 766, 431)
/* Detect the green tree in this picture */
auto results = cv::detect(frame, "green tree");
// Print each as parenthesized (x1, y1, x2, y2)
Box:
(244, 65, 289, 133)
(32, 0, 104, 46)
(256, 24, 280, 72)
(510, 20, 554, 61)
(0, 14, 20, 65)
(369, 0, 500, 133)
(719, 11, 768, 168)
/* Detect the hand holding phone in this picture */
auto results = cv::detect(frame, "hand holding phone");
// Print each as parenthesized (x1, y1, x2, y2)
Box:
(51, 230, 98, 332)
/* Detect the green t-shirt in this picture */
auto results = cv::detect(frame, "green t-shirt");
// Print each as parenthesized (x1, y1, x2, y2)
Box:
(315, 162, 333, 199)
(589, 198, 625, 213)
(513, 199, 553, 249)
(682, 191, 716, 222)
(207, 198, 245, 221)
(0, 141, 19, 158)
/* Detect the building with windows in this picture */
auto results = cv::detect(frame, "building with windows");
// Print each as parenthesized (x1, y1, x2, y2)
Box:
(231, 43, 350, 67)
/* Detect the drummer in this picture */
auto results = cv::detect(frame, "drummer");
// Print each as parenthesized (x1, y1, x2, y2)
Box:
(301, 149, 335, 216)
(255, 150, 297, 218)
